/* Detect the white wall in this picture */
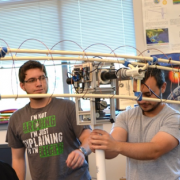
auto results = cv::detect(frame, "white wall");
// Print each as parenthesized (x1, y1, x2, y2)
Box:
(133, 0, 145, 52)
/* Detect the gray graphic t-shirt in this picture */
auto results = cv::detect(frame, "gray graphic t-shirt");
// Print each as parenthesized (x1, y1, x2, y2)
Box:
(6, 98, 91, 180)
(113, 104, 180, 180)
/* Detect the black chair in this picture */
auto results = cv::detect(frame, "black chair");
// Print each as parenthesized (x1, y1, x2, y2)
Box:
(0, 160, 19, 180)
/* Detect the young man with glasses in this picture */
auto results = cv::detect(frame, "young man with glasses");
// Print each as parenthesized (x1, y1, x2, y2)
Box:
(6, 60, 92, 180)
(89, 68, 180, 180)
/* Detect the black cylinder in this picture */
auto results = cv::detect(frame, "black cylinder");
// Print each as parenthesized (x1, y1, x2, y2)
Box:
(66, 78, 74, 84)
(101, 71, 117, 81)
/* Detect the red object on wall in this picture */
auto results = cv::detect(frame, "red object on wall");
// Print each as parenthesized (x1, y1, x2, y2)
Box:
(168, 70, 180, 84)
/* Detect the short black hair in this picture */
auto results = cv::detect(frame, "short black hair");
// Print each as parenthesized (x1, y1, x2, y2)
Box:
(19, 60, 47, 83)
(141, 67, 165, 88)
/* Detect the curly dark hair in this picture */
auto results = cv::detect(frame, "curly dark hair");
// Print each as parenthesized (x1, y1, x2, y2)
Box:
(141, 67, 165, 88)
(19, 60, 47, 83)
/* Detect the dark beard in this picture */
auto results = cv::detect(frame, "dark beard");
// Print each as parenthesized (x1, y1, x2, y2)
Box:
(142, 102, 161, 113)
(142, 91, 162, 113)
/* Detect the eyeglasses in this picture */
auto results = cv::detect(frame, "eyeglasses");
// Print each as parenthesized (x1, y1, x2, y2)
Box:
(142, 83, 161, 99)
(24, 75, 47, 84)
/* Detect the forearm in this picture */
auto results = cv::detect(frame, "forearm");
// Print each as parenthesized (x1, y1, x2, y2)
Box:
(79, 129, 92, 155)
(81, 138, 91, 156)
(105, 151, 119, 159)
(12, 158, 26, 180)
(106, 141, 161, 160)
(91, 129, 178, 160)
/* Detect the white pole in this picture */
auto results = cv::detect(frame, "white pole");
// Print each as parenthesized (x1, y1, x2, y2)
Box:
(94, 125, 106, 180)
(1, 57, 180, 72)
(0, 56, 125, 63)
(3, 48, 179, 64)
(0, 93, 179, 105)
(96, 150, 106, 180)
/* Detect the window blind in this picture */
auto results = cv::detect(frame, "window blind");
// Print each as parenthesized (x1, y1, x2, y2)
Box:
(0, 0, 63, 110)
(0, 0, 60, 49)
(0, 0, 136, 64)
(0, 0, 61, 67)
(59, 0, 136, 55)
(0, 0, 136, 110)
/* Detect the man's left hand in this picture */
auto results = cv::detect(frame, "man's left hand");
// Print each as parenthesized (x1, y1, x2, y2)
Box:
(66, 150, 85, 169)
